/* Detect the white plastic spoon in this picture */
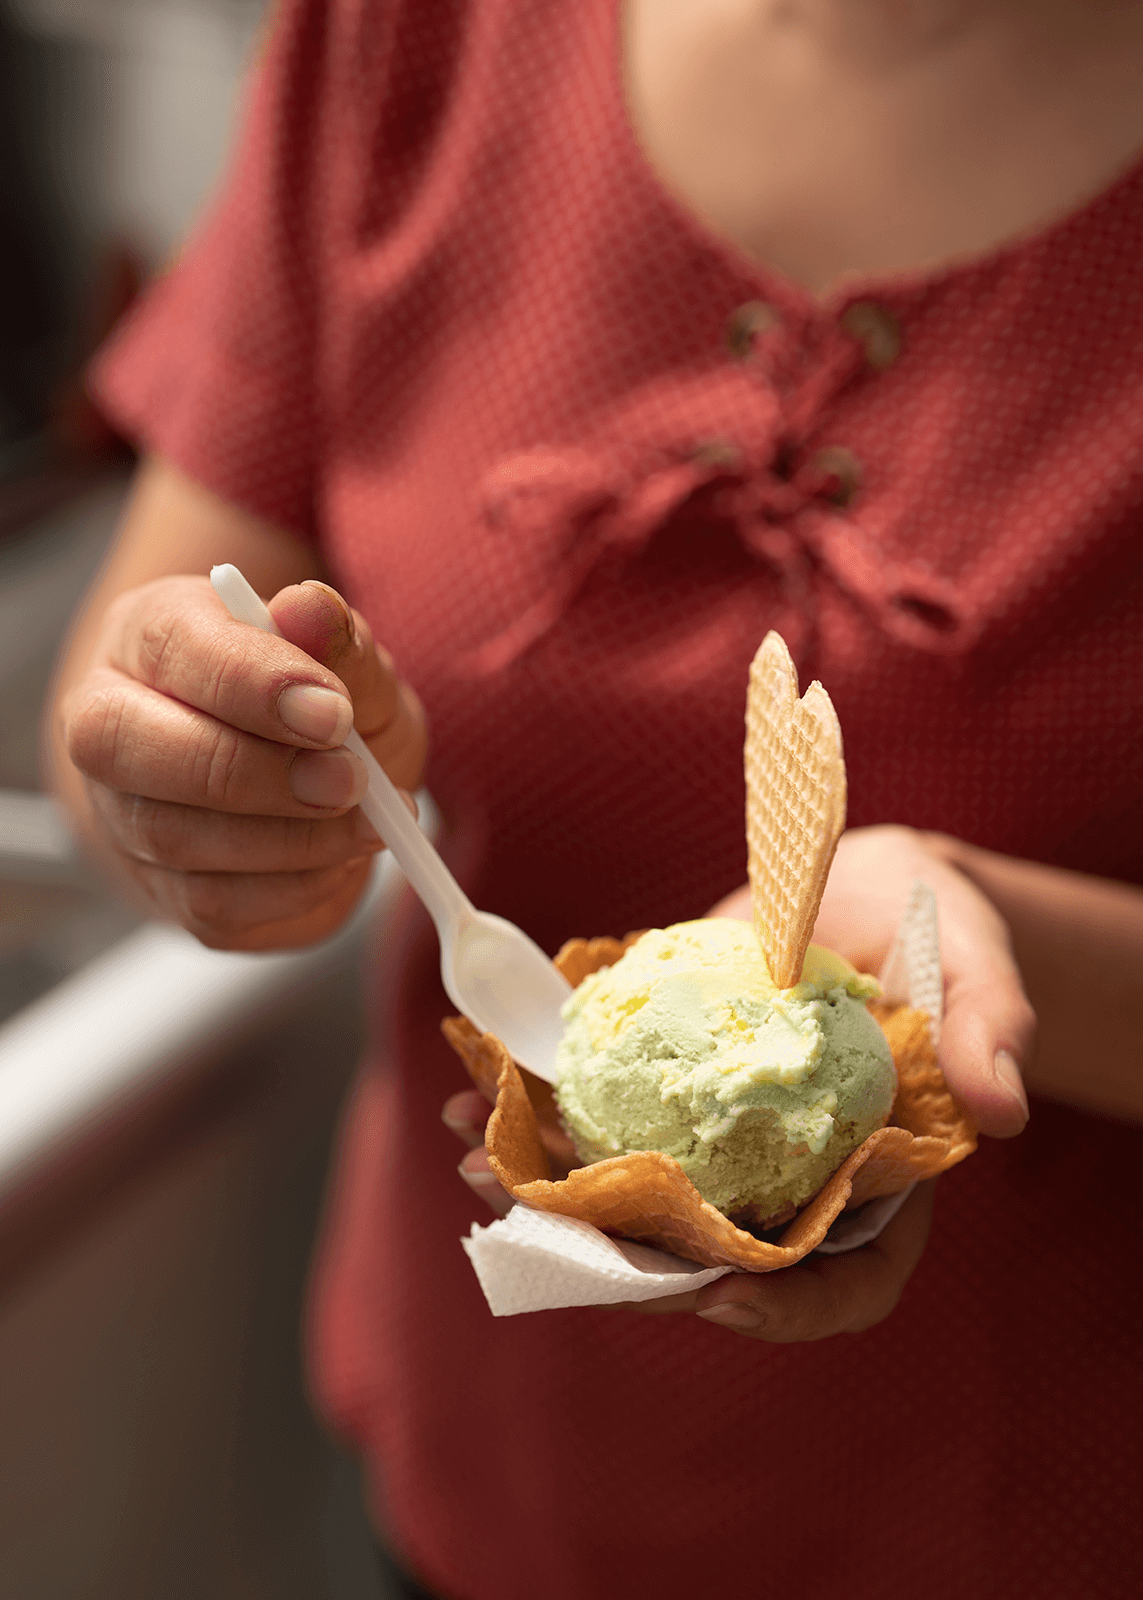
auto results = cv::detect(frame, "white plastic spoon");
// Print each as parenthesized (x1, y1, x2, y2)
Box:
(209, 564, 572, 1080)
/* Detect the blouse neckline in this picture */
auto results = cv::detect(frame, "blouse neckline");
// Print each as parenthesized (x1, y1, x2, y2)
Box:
(606, 0, 1143, 316)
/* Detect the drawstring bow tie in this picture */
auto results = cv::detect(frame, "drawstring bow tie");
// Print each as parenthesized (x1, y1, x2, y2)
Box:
(468, 338, 975, 673)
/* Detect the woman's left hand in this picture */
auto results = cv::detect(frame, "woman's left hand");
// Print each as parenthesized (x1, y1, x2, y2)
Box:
(442, 823, 1034, 1341)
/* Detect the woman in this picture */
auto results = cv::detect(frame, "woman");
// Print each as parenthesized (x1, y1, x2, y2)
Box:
(48, 2, 1143, 1596)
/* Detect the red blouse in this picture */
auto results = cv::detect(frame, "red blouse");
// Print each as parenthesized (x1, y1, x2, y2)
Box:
(95, 3, 1142, 1597)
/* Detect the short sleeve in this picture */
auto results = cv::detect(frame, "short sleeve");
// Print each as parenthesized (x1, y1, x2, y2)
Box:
(89, 0, 337, 538)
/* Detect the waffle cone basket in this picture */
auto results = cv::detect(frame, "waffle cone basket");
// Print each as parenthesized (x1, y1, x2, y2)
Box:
(443, 633, 976, 1273)
(445, 943, 974, 1271)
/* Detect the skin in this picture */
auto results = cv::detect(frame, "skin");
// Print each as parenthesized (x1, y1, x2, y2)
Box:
(48, 460, 427, 951)
(625, 0, 1143, 296)
(48, 0, 1143, 1342)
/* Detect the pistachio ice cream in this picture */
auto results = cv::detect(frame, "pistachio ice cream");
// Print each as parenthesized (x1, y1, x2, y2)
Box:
(554, 919, 896, 1226)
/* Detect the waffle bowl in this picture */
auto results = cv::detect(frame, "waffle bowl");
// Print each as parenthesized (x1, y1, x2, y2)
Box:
(445, 632, 976, 1278)
(444, 944, 975, 1271)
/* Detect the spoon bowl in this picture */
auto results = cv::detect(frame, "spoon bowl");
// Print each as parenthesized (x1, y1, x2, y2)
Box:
(444, 912, 572, 1076)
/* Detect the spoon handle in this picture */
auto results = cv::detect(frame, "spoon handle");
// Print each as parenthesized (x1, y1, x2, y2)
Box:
(209, 565, 473, 934)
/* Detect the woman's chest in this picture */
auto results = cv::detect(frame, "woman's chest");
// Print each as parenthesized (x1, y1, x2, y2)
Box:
(622, 0, 1143, 297)
(313, 0, 1143, 902)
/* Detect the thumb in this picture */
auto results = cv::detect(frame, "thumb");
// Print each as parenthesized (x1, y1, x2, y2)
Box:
(268, 581, 427, 790)
(935, 901, 1035, 1139)
(939, 969, 1034, 1139)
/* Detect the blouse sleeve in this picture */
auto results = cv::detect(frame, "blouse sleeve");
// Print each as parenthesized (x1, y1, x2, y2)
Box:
(89, 0, 341, 539)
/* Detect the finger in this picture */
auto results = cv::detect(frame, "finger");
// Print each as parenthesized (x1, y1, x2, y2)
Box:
(67, 666, 368, 818)
(105, 576, 357, 748)
(269, 583, 427, 790)
(906, 972, 1031, 1137)
(122, 856, 375, 938)
(705, 884, 752, 922)
(939, 978, 1033, 1137)
(457, 1147, 514, 1217)
(442, 1090, 493, 1149)
(87, 786, 386, 873)
(692, 1180, 936, 1342)
(920, 853, 1034, 1137)
(818, 827, 1034, 1139)
(127, 855, 375, 952)
(619, 1289, 702, 1316)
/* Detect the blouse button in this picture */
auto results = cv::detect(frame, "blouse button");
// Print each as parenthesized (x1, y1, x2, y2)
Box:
(725, 299, 781, 359)
(689, 438, 743, 469)
(840, 301, 902, 371)
(807, 445, 862, 506)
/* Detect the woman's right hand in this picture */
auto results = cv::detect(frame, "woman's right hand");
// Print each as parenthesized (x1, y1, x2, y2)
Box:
(58, 573, 427, 951)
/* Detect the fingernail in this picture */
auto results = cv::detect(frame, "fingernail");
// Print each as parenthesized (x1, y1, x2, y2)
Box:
(696, 1302, 761, 1332)
(289, 748, 366, 808)
(993, 1048, 1029, 1119)
(278, 685, 353, 744)
(442, 1109, 479, 1134)
(458, 1162, 500, 1188)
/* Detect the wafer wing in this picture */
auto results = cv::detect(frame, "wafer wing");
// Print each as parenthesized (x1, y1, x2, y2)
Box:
(744, 633, 846, 988)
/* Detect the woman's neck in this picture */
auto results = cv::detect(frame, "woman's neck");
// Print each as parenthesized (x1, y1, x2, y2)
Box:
(624, 0, 1143, 296)
(722, 0, 1141, 67)
(770, 0, 995, 57)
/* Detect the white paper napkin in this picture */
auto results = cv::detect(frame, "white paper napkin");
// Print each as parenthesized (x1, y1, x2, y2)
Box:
(462, 881, 941, 1315)
(462, 1206, 732, 1316)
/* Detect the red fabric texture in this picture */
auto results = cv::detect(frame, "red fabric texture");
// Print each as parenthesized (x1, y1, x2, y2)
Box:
(93, 3, 1143, 1597)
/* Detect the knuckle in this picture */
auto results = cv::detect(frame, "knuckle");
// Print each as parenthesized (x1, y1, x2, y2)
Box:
(133, 606, 177, 687)
(130, 586, 255, 725)
(295, 814, 338, 866)
(190, 723, 249, 811)
(65, 683, 129, 784)
(203, 633, 266, 724)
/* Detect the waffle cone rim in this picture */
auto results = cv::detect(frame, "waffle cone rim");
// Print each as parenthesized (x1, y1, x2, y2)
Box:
(442, 934, 977, 1273)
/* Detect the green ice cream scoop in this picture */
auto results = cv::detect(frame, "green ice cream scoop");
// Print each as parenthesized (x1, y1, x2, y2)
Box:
(554, 920, 896, 1227)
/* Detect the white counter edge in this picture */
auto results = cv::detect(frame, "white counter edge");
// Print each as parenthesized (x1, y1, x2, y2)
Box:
(0, 851, 407, 1201)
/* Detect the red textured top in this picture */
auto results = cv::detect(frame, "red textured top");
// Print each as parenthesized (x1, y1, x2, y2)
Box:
(94, 3, 1142, 1596)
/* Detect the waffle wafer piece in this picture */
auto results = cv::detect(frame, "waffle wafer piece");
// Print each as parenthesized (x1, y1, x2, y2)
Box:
(442, 939, 976, 1273)
(745, 632, 846, 989)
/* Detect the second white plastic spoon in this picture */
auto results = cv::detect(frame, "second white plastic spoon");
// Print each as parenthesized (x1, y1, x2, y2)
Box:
(210, 564, 572, 1081)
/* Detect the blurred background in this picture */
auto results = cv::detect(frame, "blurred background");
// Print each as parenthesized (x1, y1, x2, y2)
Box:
(1, 3, 388, 1594)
